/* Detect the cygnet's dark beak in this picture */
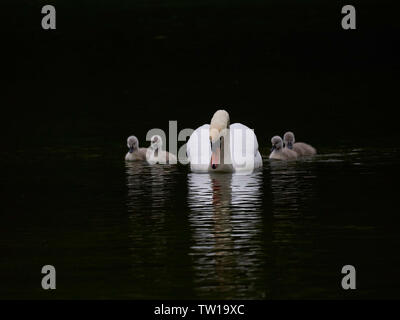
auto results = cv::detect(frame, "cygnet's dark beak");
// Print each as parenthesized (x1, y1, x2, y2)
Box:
(271, 145, 276, 152)
(129, 147, 134, 153)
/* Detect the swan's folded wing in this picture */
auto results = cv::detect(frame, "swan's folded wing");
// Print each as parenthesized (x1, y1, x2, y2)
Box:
(186, 124, 211, 172)
(230, 123, 262, 171)
(230, 123, 260, 155)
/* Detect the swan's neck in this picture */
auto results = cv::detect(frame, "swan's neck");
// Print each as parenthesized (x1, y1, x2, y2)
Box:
(222, 131, 230, 162)
(220, 129, 233, 170)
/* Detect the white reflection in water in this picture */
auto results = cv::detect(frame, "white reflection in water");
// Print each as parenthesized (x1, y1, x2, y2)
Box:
(187, 172, 264, 299)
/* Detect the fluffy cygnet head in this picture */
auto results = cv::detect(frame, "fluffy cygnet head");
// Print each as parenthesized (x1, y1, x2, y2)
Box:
(271, 136, 283, 152)
(150, 135, 163, 150)
(209, 109, 230, 143)
(127, 136, 139, 153)
(283, 131, 295, 149)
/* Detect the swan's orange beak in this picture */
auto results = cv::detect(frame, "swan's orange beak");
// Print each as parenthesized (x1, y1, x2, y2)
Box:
(211, 147, 220, 170)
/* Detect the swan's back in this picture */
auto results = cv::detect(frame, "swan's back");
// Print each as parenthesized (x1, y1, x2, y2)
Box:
(294, 142, 316, 156)
(269, 148, 297, 160)
(186, 124, 211, 172)
(125, 148, 148, 161)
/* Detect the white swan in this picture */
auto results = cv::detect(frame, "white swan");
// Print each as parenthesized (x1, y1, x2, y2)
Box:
(186, 110, 263, 173)
(283, 131, 316, 157)
(269, 136, 298, 160)
(125, 136, 147, 161)
(146, 135, 177, 164)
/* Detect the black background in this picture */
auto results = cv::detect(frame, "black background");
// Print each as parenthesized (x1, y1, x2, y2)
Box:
(6, 0, 399, 151)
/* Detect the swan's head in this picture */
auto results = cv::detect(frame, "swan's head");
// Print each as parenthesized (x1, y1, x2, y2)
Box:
(150, 135, 162, 150)
(127, 136, 139, 153)
(209, 110, 230, 170)
(283, 131, 295, 149)
(271, 136, 283, 152)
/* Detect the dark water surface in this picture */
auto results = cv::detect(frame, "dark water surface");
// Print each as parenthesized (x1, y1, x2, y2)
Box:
(1, 145, 400, 299)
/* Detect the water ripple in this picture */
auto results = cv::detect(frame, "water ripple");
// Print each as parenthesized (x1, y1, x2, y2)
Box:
(187, 172, 265, 299)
